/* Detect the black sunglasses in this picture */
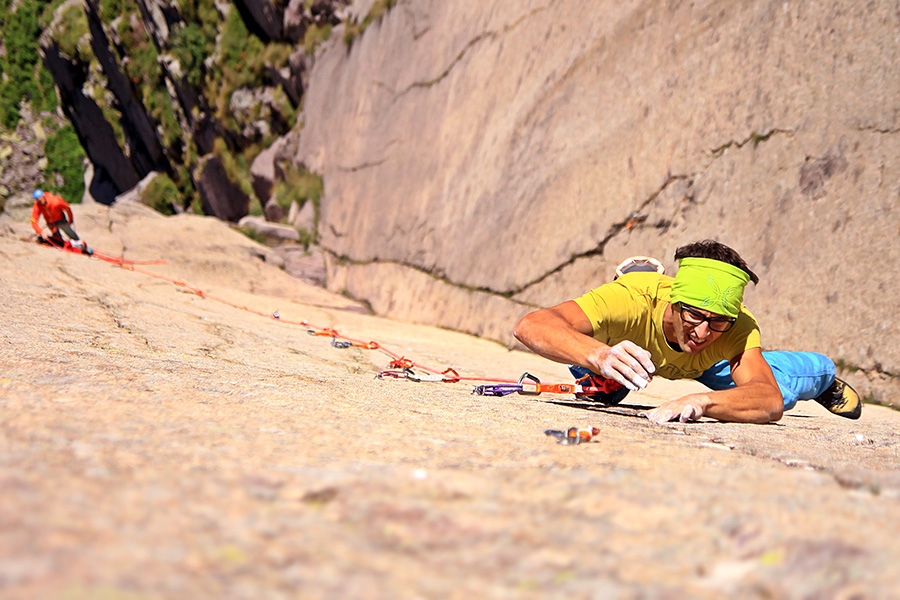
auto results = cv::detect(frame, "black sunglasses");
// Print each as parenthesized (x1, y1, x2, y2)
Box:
(676, 303, 736, 333)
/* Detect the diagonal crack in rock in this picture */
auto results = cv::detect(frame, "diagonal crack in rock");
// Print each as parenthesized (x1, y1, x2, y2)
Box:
(710, 128, 794, 158)
(394, 4, 551, 97)
(319, 174, 693, 302)
(506, 174, 694, 297)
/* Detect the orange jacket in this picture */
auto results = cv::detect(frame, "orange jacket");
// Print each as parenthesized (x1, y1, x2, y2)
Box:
(31, 192, 73, 235)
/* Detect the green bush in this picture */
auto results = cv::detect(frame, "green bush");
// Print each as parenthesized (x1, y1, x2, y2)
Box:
(118, 10, 161, 82)
(296, 226, 316, 249)
(248, 195, 264, 217)
(37, 65, 58, 113)
(97, 0, 129, 25)
(212, 137, 257, 202)
(171, 22, 214, 88)
(344, 0, 396, 46)
(219, 8, 265, 89)
(0, 0, 42, 128)
(234, 225, 268, 244)
(274, 164, 322, 211)
(43, 124, 86, 202)
(51, 3, 91, 62)
(304, 24, 333, 55)
(272, 164, 322, 249)
(139, 173, 180, 215)
(143, 86, 180, 147)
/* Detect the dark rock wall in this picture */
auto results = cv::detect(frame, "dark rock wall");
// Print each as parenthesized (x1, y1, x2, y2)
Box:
(233, 0, 284, 42)
(42, 41, 141, 204)
(197, 155, 250, 222)
(85, 0, 169, 179)
(39, 0, 339, 213)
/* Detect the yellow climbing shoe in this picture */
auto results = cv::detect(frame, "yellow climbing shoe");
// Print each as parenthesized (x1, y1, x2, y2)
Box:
(814, 378, 862, 420)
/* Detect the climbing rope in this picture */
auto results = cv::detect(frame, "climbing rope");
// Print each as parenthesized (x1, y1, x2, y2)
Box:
(30, 235, 599, 397)
(30, 235, 166, 266)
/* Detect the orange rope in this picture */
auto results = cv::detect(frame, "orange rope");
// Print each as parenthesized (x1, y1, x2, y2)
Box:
(119, 263, 517, 383)
(32, 236, 521, 385)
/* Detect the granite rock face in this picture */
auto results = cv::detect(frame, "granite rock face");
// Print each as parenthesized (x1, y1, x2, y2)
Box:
(4, 202, 900, 598)
(296, 0, 900, 405)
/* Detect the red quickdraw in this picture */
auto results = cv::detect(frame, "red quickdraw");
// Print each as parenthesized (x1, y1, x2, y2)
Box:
(573, 373, 625, 397)
(388, 357, 415, 369)
(473, 372, 621, 398)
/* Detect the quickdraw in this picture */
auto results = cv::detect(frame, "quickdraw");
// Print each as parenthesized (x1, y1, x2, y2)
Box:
(545, 426, 601, 445)
(308, 327, 340, 338)
(388, 357, 415, 369)
(472, 371, 624, 398)
(376, 367, 461, 383)
(473, 372, 580, 397)
(376, 368, 414, 380)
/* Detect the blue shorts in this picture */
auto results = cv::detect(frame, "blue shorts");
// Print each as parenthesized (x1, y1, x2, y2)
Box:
(694, 351, 835, 410)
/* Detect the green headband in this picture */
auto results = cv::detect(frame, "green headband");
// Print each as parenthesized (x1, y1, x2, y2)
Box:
(670, 257, 751, 319)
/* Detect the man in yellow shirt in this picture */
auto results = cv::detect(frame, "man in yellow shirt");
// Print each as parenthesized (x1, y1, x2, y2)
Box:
(514, 240, 860, 424)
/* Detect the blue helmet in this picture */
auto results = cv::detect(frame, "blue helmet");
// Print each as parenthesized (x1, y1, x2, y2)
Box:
(33, 189, 44, 199)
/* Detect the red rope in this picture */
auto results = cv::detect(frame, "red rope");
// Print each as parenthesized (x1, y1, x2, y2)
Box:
(31, 236, 524, 386)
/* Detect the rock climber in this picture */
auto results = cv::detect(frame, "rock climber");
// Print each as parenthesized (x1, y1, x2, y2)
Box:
(31, 189, 92, 255)
(514, 239, 860, 424)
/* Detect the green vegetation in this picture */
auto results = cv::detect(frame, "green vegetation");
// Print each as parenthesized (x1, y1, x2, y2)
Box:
(42, 123, 86, 202)
(97, 0, 128, 23)
(218, 8, 266, 89)
(174, 0, 221, 98)
(834, 359, 861, 374)
(296, 226, 316, 250)
(143, 85, 181, 148)
(171, 21, 216, 88)
(102, 0, 197, 201)
(273, 163, 323, 213)
(37, 64, 58, 112)
(212, 138, 257, 202)
(114, 2, 180, 145)
(2, 0, 313, 220)
(142, 174, 179, 214)
(367, 0, 398, 23)
(247, 195, 265, 218)
(0, 0, 58, 128)
(234, 225, 269, 245)
(139, 173, 180, 215)
(117, 9, 161, 82)
(343, 0, 397, 46)
(51, 2, 91, 62)
(272, 163, 322, 248)
(303, 23, 333, 55)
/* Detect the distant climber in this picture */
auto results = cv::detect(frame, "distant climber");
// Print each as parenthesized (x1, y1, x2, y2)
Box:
(31, 189, 92, 255)
(514, 240, 861, 424)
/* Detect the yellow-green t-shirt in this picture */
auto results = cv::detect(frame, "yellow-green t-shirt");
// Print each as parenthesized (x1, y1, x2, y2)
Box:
(573, 272, 762, 380)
